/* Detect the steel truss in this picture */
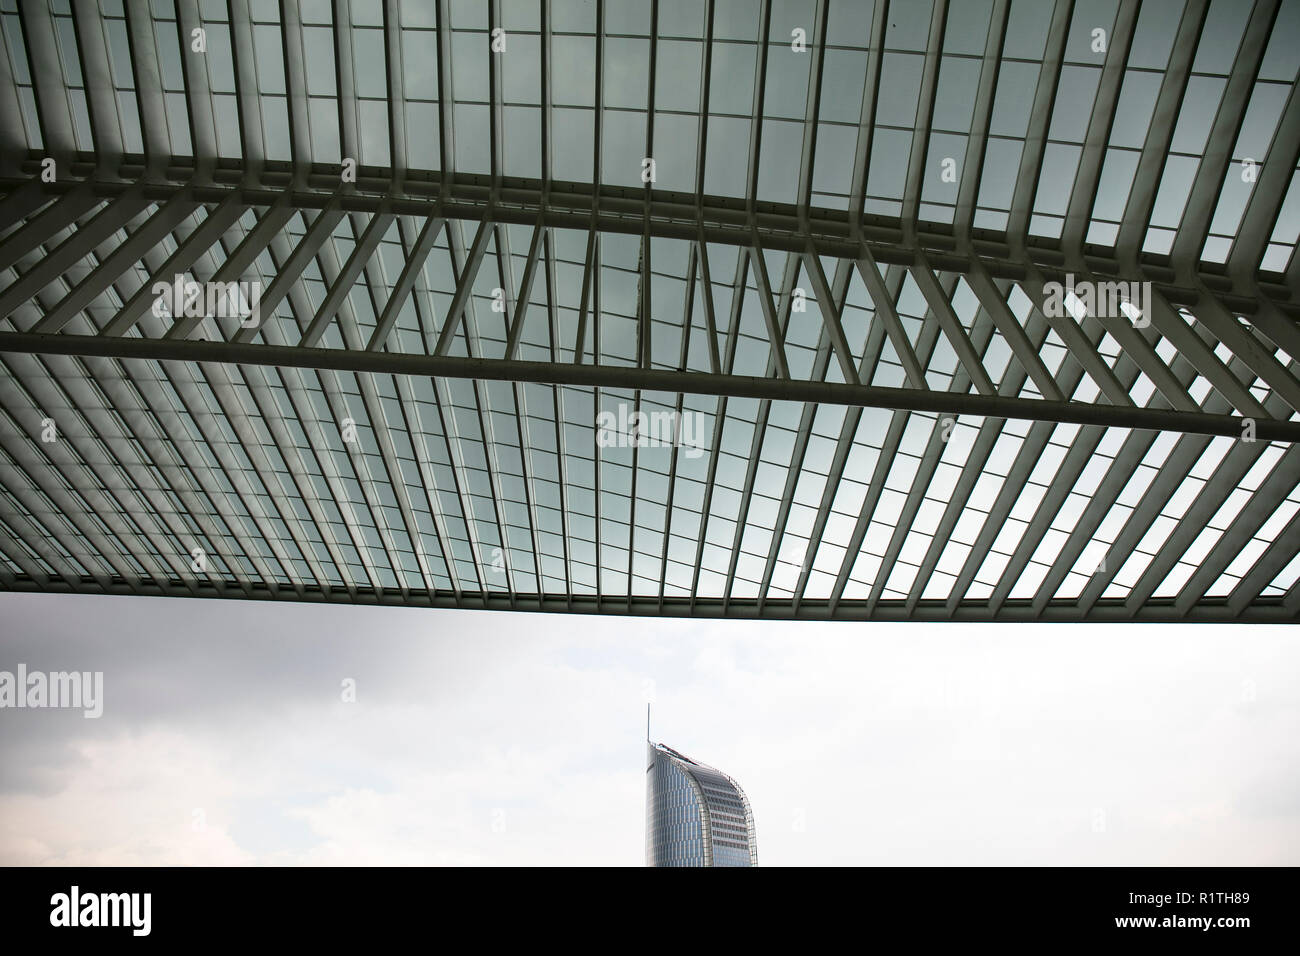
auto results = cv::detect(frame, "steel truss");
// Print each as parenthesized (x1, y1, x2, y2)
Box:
(0, 0, 1297, 622)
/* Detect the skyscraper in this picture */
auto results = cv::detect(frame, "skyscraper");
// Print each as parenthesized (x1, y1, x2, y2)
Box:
(646, 740, 757, 867)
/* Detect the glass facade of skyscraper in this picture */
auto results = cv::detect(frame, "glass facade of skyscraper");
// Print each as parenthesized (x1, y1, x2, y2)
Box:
(646, 741, 757, 867)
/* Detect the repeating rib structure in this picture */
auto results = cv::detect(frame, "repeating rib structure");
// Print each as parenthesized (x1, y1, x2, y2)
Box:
(0, 0, 1297, 621)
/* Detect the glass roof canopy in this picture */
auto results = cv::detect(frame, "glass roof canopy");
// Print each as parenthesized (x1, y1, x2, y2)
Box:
(0, 0, 1297, 621)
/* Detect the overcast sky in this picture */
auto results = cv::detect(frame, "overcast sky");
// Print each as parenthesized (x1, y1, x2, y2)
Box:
(0, 591, 1297, 866)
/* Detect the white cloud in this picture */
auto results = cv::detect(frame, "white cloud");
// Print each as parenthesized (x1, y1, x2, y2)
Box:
(1, 594, 1297, 865)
